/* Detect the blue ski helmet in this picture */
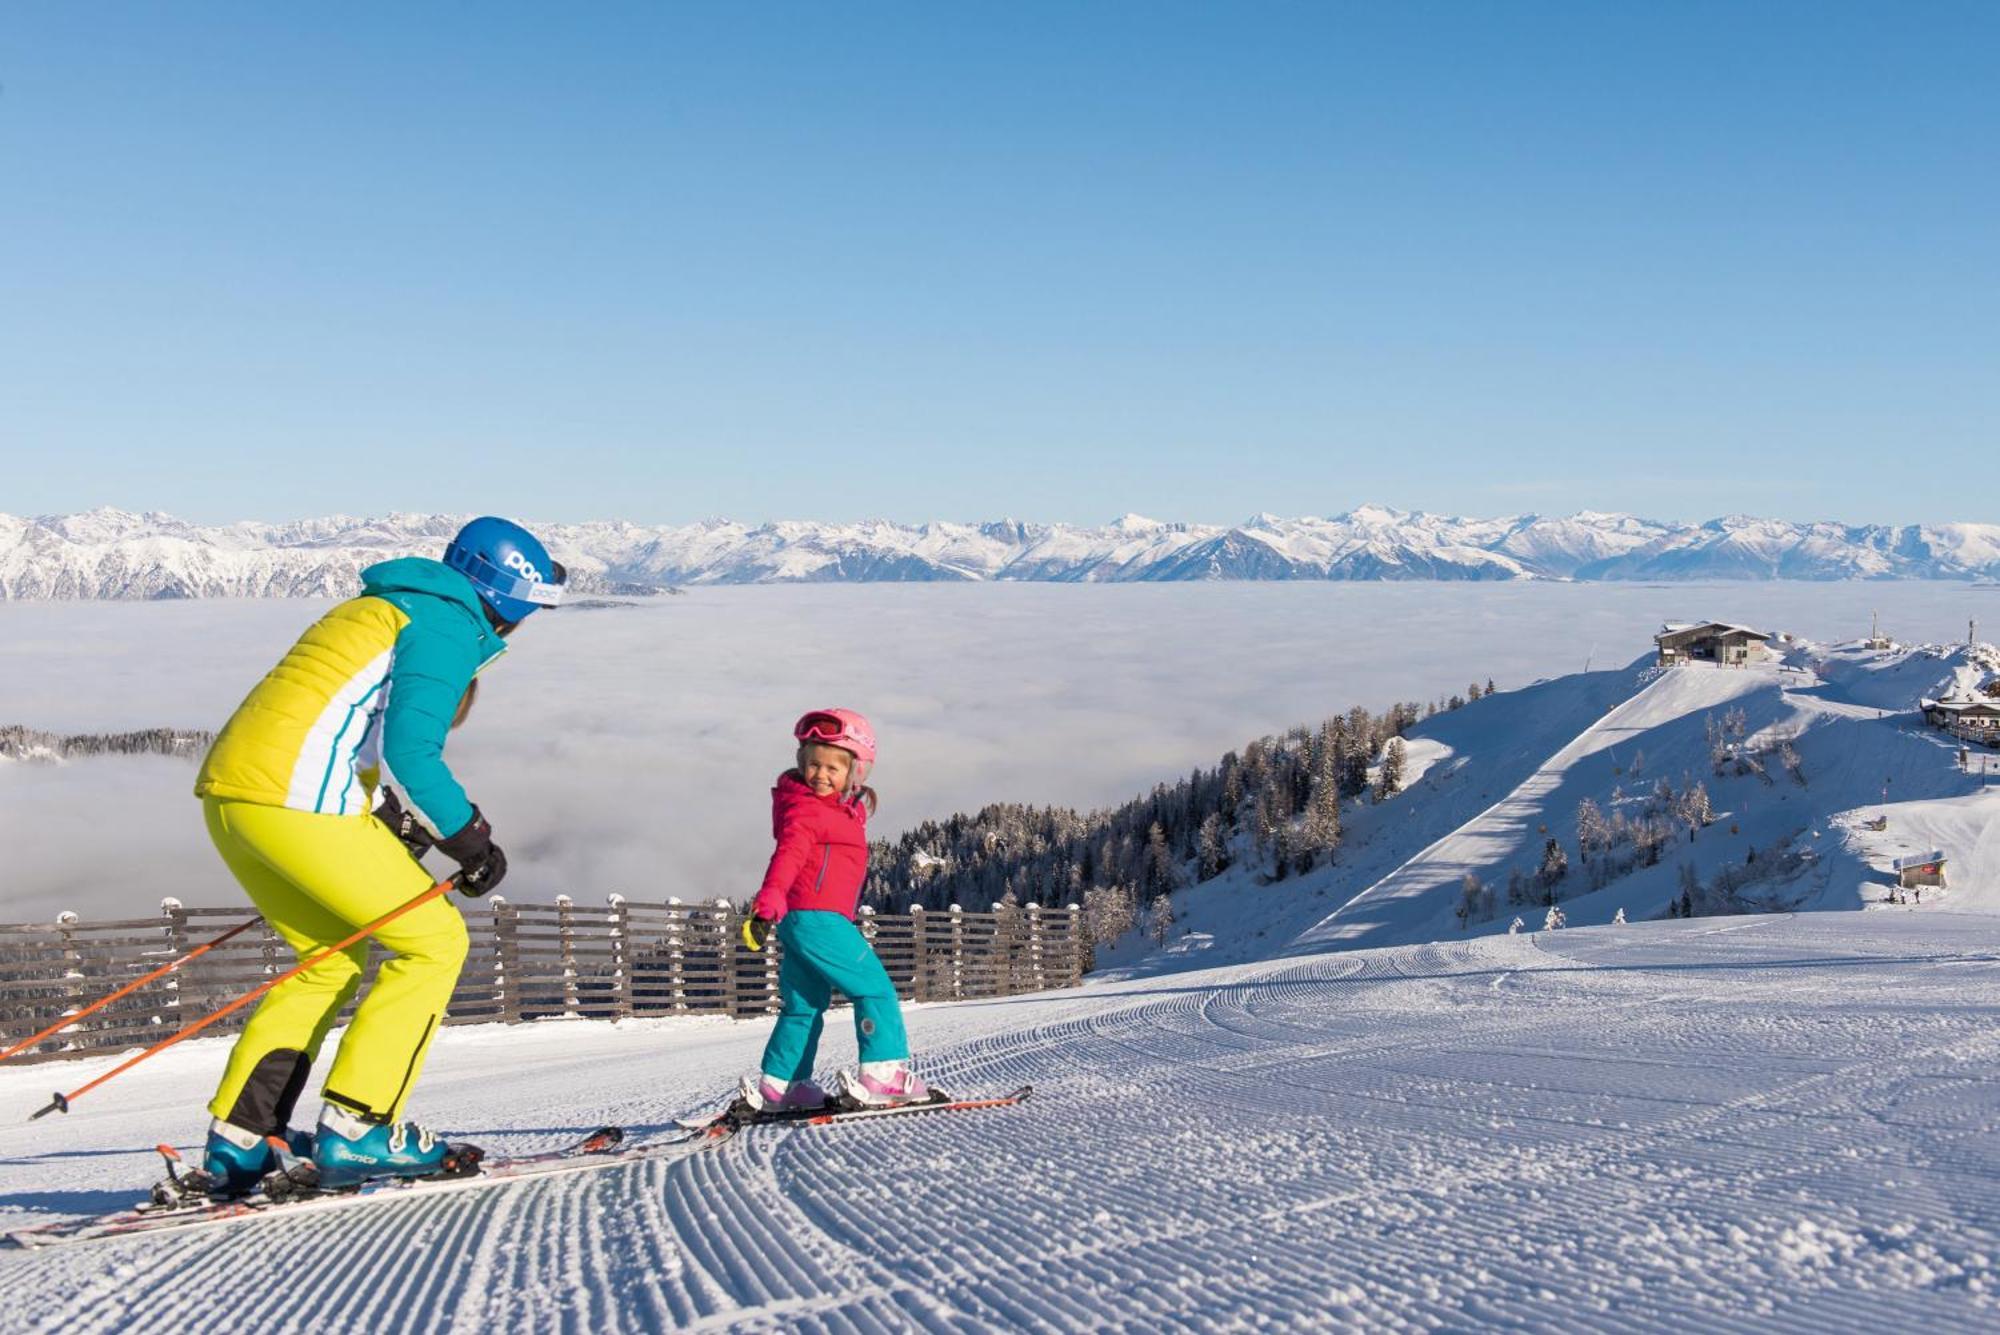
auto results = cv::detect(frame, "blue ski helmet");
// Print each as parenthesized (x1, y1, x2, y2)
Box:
(443, 516, 567, 625)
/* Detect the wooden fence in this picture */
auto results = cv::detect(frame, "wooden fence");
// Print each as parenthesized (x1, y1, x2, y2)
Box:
(0, 897, 1092, 1065)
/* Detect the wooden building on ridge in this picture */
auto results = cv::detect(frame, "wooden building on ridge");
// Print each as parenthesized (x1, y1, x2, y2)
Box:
(1922, 697, 2000, 741)
(1655, 622, 1774, 668)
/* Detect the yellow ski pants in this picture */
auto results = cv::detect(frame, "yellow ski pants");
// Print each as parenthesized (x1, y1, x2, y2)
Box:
(204, 797, 468, 1128)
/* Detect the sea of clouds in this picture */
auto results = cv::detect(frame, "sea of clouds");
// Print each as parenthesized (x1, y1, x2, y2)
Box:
(3, 582, 1994, 921)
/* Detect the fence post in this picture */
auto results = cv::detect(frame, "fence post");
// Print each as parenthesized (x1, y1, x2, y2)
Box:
(57, 912, 84, 1049)
(258, 912, 282, 981)
(160, 898, 189, 955)
(1026, 903, 1044, 993)
(556, 894, 579, 1016)
(910, 906, 928, 1002)
(258, 907, 286, 1031)
(491, 895, 522, 1024)
(995, 902, 1020, 996)
(760, 908, 781, 1017)
(607, 893, 633, 1020)
(160, 897, 189, 1026)
(666, 896, 687, 1013)
(1067, 902, 1087, 985)
(717, 898, 741, 1018)
(949, 903, 965, 1001)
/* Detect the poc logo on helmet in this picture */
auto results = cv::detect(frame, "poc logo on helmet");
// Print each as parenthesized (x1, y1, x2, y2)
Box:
(502, 550, 543, 582)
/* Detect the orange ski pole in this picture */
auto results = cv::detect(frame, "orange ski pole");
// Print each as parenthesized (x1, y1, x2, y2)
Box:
(0, 914, 263, 1066)
(31, 877, 458, 1120)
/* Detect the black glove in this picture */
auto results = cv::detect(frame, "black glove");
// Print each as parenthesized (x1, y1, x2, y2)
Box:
(374, 788, 435, 861)
(740, 915, 774, 951)
(437, 807, 507, 897)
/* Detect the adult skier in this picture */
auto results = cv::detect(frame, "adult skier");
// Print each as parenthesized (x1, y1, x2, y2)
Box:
(190, 517, 565, 1192)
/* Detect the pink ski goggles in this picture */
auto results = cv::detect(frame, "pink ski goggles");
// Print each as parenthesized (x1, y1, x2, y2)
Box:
(795, 713, 849, 743)
(793, 709, 876, 766)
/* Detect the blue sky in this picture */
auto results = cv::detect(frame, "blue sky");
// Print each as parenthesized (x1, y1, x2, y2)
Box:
(2, 3, 1993, 527)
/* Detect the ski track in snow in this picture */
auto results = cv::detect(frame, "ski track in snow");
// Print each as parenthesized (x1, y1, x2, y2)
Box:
(3, 914, 1998, 1331)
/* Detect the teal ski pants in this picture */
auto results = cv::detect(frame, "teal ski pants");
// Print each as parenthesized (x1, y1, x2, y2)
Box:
(760, 910, 910, 1082)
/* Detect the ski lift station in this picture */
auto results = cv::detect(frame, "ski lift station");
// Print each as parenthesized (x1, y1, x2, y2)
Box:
(1654, 622, 1775, 668)
(1893, 850, 1949, 890)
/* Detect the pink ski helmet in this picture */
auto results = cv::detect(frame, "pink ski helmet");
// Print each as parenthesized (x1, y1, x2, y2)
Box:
(794, 708, 876, 786)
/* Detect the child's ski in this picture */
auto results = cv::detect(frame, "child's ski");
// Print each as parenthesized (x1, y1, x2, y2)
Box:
(682, 1083, 1034, 1131)
(4, 1122, 726, 1251)
(804, 1084, 1033, 1125)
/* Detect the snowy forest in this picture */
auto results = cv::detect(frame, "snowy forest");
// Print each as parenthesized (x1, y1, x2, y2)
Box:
(0, 725, 213, 764)
(863, 684, 1500, 943)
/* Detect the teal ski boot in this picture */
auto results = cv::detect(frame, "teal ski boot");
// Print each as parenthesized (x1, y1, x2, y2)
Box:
(310, 1105, 482, 1190)
(201, 1119, 315, 1197)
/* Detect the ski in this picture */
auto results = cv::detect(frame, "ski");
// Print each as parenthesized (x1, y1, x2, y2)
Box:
(3, 1123, 726, 1251)
(7, 1087, 1031, 1250)
(680, 1083, 1034, 1131)
(806, 1084, 1033, 1125)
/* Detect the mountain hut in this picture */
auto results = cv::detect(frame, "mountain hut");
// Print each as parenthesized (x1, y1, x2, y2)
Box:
(1921, 698, 2000, 742)
(1654, 623, 1774, 668)
(1892, 850, 1948, 890)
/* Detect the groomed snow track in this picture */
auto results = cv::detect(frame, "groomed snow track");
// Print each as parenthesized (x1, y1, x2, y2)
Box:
(5, 914, 1999, 1331)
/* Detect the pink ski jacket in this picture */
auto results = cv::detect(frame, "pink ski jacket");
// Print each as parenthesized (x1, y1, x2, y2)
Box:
(751, 772, 870, 922)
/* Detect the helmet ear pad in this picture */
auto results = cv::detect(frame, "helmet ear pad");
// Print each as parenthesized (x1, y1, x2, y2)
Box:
(481, 601, 519, 637)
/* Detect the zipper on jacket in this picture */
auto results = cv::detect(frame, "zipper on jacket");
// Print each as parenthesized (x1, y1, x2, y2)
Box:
(813, 845, 831, 891)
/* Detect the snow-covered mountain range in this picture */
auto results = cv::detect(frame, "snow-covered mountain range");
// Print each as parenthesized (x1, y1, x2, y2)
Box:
(6, 506, 2000, 598)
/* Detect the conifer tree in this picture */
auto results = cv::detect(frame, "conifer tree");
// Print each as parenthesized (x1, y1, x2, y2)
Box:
(1458, 872, 1486, 927)
(1251, 785, 1278, 867)
(1197, 811, 1228, 879)
(1538, 837, 1569, 900)
(1575, 797, 1610, 856)
(1303, 772, 1342, 865)
(1688, 781, 1712, 828)
(1376, 738, 1406, 799)
(1145, 821, 1182, 894)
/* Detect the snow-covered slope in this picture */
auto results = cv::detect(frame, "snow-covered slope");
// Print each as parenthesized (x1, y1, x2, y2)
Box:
(2, 912, 1996, 1328)
(10, 506, 2000, 597)
(1287, 640, 2000, 952)
(1097, 638, 2000, 976)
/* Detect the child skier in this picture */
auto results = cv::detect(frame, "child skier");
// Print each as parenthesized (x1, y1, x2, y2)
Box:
(191, 516, 565, 1193)
(733, 709, 931, 1115)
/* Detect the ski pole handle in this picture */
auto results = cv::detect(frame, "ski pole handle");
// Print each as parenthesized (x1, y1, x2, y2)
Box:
(0, 915, 263, 1067)
(30, 877, 459, 1121)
